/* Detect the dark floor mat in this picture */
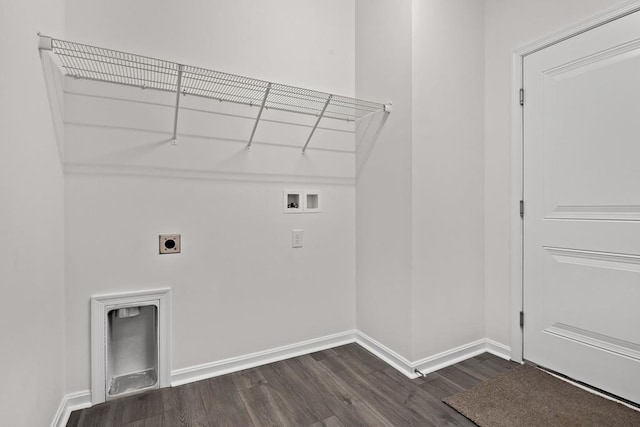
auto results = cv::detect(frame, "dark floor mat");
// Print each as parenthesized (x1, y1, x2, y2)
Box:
(444, 364, 640, 427)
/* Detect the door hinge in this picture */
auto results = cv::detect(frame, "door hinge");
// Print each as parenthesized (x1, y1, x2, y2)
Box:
(519, 88, 524, 106)
(520, 311, 524, 327)
(519, 200, 524, 218)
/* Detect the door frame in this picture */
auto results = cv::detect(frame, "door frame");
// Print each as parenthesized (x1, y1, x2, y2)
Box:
(509, 0, 640, 363)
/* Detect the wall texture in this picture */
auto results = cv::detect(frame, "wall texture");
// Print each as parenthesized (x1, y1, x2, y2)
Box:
(63, 0, 358, 393)
(483, 0, 629, 347)
(0, 0, 66, 425)
(65, 0, 355, 97)
(355, 0, 486, 362)
(355, 0, 414, 359)
(411, 0, 485, 359)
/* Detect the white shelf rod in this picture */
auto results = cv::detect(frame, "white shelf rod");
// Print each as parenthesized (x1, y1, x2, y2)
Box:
(247, 83, 272, 151)
(302, 94, 332, 154)
(171, 65, 184, 145)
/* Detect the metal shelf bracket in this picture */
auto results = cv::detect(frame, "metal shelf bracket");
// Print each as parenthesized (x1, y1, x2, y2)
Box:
(171, 65, 184, 145)
(38, 34, 53, 51)
(247, 82, 272, 151)
(302, 94, 332, 154)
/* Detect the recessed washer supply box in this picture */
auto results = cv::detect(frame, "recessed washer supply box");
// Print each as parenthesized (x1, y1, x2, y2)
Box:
(283, 190, 321, 213)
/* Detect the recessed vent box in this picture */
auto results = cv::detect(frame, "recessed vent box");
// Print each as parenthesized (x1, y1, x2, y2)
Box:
(91, 289, 170, 404)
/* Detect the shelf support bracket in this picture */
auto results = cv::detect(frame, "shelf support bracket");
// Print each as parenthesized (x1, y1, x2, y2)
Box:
(38, 34, 53, 51)
(302, 94, 332, 154)
(171, 65, 184, 145)
(247, 82, 272, 151)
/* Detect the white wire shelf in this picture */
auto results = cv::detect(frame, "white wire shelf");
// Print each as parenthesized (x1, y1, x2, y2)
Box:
(38, 35, 391, 151)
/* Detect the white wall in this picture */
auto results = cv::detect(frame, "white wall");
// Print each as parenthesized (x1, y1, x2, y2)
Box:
(355, 0, 414, 359)
(65, 174, 356, 391)
(63, 0, 357, 393)
(411, 0, 485, 359)
(483, 0, 629, 347)
(65, 0, 355, 97)
(0, 0, 66, 426)
(355, 0, 486, 362)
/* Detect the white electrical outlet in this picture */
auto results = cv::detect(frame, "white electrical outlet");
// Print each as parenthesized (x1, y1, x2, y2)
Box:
(292, 229, 303, 248)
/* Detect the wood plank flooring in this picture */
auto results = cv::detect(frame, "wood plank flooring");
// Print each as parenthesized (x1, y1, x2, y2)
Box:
(67, 344, 518, 426)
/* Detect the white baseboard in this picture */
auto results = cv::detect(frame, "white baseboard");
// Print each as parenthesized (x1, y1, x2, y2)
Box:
(355, 333, 512, 378)
(412, 338, 513, 375)
(355, 331, 418, 378)
(51, 390, 91, 427)
(485, 338, 512, 360)
(171, 330, 358, 386)
(412, 339, 488, 375)
(54, 332, 510, 426)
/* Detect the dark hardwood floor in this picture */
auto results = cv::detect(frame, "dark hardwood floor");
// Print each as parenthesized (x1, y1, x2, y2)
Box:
(68, 344, 518, 426)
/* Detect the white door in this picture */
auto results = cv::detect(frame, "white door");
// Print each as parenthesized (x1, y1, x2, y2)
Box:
(523, 10, 640, 404)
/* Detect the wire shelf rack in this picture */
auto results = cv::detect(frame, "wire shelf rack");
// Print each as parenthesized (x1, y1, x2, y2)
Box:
(39, 35, 390, 150)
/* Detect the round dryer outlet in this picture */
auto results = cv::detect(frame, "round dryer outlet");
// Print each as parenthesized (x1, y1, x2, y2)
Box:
(159, 234, 181, 254)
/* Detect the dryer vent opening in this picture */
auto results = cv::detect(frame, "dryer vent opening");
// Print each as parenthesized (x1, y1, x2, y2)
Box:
(91, 289, 170, 404)
(107, 305, 158, 397)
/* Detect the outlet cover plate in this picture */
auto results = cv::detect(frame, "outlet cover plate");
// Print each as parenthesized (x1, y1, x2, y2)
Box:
(159, 234, 181, 254)
(292, 229, 303, 248)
